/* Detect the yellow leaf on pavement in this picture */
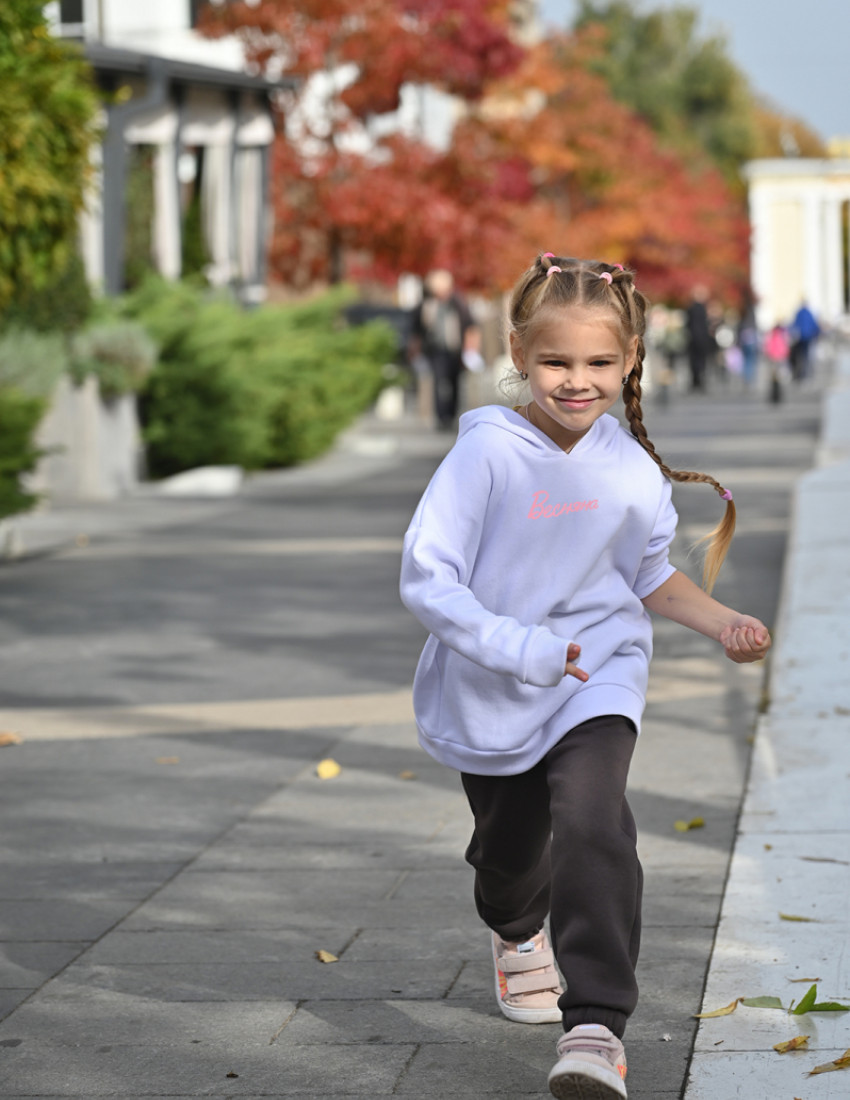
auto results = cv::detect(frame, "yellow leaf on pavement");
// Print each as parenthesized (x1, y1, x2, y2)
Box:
(316, 758, 341, 780)
(315, 949, 338, 964)
(693, 998, 742, 1019)
(399, 770, 417, 780)
(807, 1049, 850, 1076)
(675, 817, 705, 832)
(774, 1036, 810, 1053)
(0, 731, 22, 747)
(779, 912, 819, 922)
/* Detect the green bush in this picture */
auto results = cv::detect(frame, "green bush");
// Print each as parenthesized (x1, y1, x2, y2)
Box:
(0, 386, 45, 519)
(125, 279, 396, 477)
(70, 320, 157, 401)
(0, 327, 68, 396)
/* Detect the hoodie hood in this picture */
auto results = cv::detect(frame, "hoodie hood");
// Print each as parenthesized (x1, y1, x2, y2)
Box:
(457, 404, 608, 459)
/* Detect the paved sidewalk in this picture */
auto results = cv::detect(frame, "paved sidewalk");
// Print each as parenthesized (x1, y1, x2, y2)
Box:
(0, 364, 842, 1098)
(684, 357, 850, 1096)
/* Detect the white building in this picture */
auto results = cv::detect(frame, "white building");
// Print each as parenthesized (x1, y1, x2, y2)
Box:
(46, 0, 291, 301)
(744, 158, 850, 330)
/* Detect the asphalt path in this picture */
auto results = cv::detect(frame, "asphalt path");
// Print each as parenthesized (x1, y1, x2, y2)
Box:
(0, 371, 822, 1097)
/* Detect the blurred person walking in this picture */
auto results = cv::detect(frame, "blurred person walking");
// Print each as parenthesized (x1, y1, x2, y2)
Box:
(684, 285, 715, 392)
(736, 295, 760, 389)
(789, 300, 820, 382)
(764, 323, 790, 403)
(409, 270, 479, 431)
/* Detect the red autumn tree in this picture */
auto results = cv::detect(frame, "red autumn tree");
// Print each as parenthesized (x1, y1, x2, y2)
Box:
(199, 0, 525, 289)
(479, 30, 750, 303)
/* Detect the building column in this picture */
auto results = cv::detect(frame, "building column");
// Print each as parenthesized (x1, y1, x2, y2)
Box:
(153, 141, 182, 279)
(749, 183, 774, 330)
(822, 195, 844, 323)
(802, 190, 822, 314)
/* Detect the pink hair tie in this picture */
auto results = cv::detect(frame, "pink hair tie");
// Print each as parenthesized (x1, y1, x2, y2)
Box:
(543, 252, 556, 258)
(546, 266, 562, 277)
(721, 488, 733, 501)
(612, 263, 625, 271)
(598, 271, 613, 284)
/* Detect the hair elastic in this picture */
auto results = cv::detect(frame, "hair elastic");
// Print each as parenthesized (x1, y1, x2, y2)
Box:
(612, 263, 625, 271)
(599, 271, 613, 284)
(543, 252, 556, 259)
(721, 488, 733, 501)
(546, 266, 562, 277)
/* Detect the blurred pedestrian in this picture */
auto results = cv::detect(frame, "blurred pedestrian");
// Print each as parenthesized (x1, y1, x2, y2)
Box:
(735, 296, 760, 389)
(684, 285, 715, 392)
(789, 300, 820, 382)
(409, 270, 478, 431)
(400, 253, 771, 1100)
(764, 323, 790, 403)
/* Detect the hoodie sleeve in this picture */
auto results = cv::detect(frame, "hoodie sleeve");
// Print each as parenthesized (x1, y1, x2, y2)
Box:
(633, 475, 678, 598)
(400, 435, 569, 687)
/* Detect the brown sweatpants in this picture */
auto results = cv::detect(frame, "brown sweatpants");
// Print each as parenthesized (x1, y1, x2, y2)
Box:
(461, 714, 642, 1039)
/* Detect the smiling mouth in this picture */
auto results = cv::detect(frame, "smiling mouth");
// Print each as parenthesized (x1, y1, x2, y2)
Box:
(555, 396, 595, 408)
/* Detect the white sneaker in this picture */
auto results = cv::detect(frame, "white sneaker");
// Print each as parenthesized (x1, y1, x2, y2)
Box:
(491, 929, 563, 1024)
(548, 1023, 628, 1099)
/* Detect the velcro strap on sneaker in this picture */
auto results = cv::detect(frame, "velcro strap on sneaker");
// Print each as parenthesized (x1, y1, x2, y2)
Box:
(504, 970, 560, 995)
(498, 948, 556, 974)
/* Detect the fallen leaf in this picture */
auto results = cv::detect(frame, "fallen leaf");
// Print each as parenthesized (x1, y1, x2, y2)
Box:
(790, 984, 850, 1015)
(788, 977, 822, 983)
(155, 756, 180, 765)
(693, 998, 742, 1019)
(0, 731, 22, 747)
(779, 912, 819, 922)
(674, 817, 705, 832)
(398, 770, 417, 780)
(316, 758, 341, 780)
(741, 996, 784, 1010)
(807, 1049, 850, 1076)
(773, 1035, 810, 1053)
(225, 1071, 239, 1078)
(315, 949, 338, 964)
(800, 856, 850, 865)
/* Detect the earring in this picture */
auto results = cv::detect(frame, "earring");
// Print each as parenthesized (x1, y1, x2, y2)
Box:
(622, 375, 629, 385)
(519, 370, 528, 381)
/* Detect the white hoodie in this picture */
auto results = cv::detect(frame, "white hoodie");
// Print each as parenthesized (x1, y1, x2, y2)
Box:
(400, 405, 677, 775)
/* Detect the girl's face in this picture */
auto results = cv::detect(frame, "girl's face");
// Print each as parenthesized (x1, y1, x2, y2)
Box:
(510, 305, 637, 452)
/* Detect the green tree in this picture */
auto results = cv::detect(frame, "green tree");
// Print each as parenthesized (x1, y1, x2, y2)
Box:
(0, 1, 99, 314)
(573, 1, 757, 182)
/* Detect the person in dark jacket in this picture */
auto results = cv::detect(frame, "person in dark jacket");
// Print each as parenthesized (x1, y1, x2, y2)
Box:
(684, 285, 715, 392)
(410, 270, 477, 430)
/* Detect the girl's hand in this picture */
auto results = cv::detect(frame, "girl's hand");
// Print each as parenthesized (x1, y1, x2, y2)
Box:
(565, 642, 589, 682)
(719, 617, 771, 663)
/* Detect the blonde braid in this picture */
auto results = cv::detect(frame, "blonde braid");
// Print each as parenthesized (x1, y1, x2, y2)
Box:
(622, 365, 736, 593)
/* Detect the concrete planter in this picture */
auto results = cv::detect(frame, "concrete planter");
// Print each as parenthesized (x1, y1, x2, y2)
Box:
(26, 375, 144, 503)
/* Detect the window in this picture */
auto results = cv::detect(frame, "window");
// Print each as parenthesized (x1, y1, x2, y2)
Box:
(60, 0, 84, 23)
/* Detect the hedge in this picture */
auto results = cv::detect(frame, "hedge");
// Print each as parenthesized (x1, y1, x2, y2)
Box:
(119, 279, 396, 477)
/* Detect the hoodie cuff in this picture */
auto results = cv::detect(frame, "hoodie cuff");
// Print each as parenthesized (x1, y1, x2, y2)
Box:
(522, 631, 570, 687)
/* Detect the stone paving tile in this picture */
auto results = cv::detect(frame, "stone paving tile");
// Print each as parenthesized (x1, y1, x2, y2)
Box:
(80, 928, 360, 966)
(52, 957, 463, 1001)
(0, 993, 294, 1046)
(0, 900, 130, 942)
(394, 1039, 553, 1095)
(0, 861, 186, 900)
(0, 942, 85, 988)
(0, 1040, 415, 1095)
